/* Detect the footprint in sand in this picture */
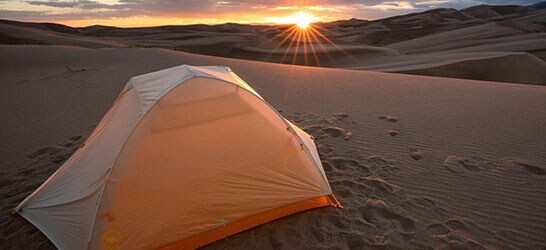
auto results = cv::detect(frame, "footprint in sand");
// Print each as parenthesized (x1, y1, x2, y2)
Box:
(386, 129, 399, 136)
(361, 176, 400, 196)
(321, 126, 345, 137)
(316, 117, 333, 125)
(426, 218, 466, 236)
(359, 199, 415, 234)
(443, 156, 494, 174)
(499, 158, 545, 176)
(346, 232, 368, 249)
(413, 196, 436, 209)
(328, 157, 360, 170)
(373, 165, 401, 178)
(445, 219, 466, 231)
(324, 213, 351, 229)
(426, 223, 451, 236)
(513, 161, 545, 175)
(411, 196, 450, 219)
(368, 155, 389, 166)
(409, 148, 423, 161)
(332, 113, 349, 119)
(378, 115, 398, 123)
(426, 220, 485, 250)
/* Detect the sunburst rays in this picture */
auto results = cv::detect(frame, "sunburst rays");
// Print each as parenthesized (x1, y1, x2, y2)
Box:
(265, 22, 354, 66)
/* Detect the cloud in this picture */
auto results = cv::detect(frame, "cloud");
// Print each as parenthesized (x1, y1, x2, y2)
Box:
(0, 9, 47, 19)
(414, 0, 451, 6)
(361, 1, 417, 10)
(26, 0, 120, 9)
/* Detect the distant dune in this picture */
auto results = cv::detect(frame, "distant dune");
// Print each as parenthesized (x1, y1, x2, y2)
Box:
(398, 53, 546, 84)
(1, 3, 546, 85)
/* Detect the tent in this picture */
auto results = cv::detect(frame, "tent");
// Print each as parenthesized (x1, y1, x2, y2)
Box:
(14, 65, 340, 249)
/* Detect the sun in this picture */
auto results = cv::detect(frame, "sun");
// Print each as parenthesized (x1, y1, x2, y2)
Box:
(291, 12, 317, 29)
(273, 11, 320, 29)
(265, 10, 353, 67)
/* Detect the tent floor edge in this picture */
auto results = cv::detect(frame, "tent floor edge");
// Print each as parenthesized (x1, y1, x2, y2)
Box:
(160, 195, 334, 250)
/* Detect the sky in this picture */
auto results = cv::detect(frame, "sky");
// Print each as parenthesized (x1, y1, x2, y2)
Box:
(0, 0, 539, 27)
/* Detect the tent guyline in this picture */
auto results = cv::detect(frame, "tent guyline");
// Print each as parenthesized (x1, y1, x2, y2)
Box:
(14, 65, 340, 249)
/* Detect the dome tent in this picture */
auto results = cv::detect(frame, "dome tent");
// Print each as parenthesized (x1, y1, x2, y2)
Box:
(14, 65, 340, 249)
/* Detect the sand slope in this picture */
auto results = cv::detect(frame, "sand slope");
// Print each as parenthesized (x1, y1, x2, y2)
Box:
(396, 53, 546, 84)
(1, 45, 545, 249)
(0, 22, 122, 48)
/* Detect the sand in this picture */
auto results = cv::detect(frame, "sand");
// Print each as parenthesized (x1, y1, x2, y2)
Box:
(1, 45, 545, 249)
(1, 5, 545, 85)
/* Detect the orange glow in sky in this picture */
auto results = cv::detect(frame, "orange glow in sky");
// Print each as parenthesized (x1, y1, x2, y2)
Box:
(56, 11, 324, 28)
(0, 0, 427, 28)
(54, 10, 327, 28)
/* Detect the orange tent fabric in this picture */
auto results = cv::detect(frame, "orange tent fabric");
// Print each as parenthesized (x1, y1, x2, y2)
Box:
(14, 65, 338, 249)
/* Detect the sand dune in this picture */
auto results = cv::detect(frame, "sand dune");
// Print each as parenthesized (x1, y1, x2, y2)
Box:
(1, 45, 545, 249)
(397, 53, 546, 84)
(0, 22, 122, 48)
(386, 21, 546, 54)
(1, 4, 545, 84)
